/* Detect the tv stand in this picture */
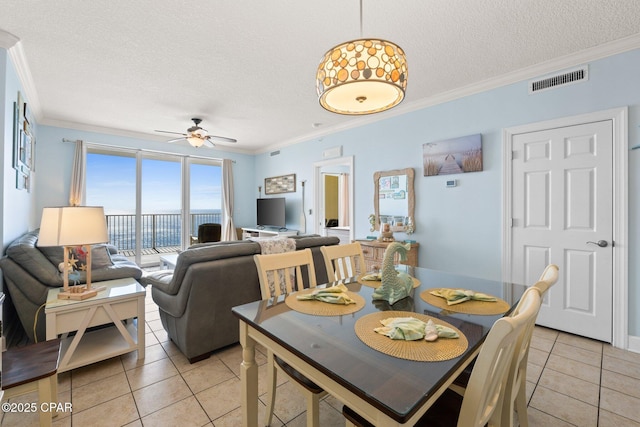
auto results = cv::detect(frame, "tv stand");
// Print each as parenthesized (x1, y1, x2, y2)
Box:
(242, 227, 298, 240)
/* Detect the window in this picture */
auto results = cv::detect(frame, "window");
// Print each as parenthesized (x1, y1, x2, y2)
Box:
(86, 147, 221, 266)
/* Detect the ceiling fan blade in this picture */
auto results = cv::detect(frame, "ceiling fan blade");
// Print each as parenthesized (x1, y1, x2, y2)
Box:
(155, 130, 188, 136)
(166, 137, 186, 143)
(208, 135, 237, 143)
(203, 139, 216, 148)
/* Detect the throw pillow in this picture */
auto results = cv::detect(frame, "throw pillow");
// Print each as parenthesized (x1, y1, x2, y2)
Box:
(50, 245, 114, 272)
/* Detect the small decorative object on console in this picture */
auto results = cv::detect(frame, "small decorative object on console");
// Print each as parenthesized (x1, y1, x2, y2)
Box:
(378, 222, 395, 242)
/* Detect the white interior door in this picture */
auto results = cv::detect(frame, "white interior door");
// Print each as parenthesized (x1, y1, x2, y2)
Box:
(511, 120, 613, 342)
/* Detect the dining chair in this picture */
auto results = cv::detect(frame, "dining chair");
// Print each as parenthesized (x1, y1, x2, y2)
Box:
(501, 263, 559, 427)
(450, 263, 560, 427)
(253, 249, 326, 426)
(533, 263, 559, 296)
(320, 242, 365, 282)
(343, 288, 542, 427)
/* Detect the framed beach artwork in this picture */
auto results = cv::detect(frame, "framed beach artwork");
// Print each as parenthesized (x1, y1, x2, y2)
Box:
(422, 133, 483, 176)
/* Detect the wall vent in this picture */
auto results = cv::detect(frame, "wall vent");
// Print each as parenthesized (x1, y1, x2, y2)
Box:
(270, 150, 280, 156)
(529, 66, 588, 94)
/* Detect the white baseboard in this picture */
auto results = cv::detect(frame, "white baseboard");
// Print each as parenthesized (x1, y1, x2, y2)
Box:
(628, 335, 640, 354)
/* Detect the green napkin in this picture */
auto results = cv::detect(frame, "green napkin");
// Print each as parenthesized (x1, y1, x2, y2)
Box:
(374, 317, 459, 341)
(360, 272, 382, 281)
(374, 317, 427, 340)
(430, 288, 497, 305)
(296, 283, 356, 305)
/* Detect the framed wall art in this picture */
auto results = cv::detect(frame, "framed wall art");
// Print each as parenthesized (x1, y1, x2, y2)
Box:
(422, 133, 483, 176)
(265, 174, 296, 194)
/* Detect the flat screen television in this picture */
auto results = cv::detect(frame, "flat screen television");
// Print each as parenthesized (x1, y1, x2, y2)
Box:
(257, 197, 286, 228)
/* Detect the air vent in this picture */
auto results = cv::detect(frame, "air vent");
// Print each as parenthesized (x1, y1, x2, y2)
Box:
(529, 66, 588, 94)
(270, 150, 280, 156)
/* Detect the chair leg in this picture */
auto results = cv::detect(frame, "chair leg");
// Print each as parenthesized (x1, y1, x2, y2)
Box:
(305, 391, 320, 427)
(264, 351, 277, 427)
(515, 384, 529, 427)
(37, 376, 54, 427)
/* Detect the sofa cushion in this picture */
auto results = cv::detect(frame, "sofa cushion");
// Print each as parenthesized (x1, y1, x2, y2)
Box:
(6, 230, 64, 286)
(40, 244, 114, 271)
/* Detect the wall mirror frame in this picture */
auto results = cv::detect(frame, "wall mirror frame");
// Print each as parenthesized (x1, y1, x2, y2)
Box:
(374, 167, 415, 232)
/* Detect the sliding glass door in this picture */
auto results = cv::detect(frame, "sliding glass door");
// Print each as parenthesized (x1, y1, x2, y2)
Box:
(141, 156, 182, 261)
(86, 147, 221, 266)
(189, 161, 223, 242)
(86, 150, 137, 256)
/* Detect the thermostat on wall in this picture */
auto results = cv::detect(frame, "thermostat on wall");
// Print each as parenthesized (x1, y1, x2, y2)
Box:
(446, 179, 457, 187)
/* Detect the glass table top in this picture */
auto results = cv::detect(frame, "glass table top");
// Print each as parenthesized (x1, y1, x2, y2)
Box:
(232, 266, 527, 423)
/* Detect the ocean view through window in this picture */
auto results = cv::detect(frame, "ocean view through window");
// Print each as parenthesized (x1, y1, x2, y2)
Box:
(86, 150, 222, 262)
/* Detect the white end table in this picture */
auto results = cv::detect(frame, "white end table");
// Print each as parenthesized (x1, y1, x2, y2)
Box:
(45, 277, 145, 373)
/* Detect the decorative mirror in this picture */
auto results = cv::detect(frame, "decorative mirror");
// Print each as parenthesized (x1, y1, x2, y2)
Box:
(374, 168, 415, 233)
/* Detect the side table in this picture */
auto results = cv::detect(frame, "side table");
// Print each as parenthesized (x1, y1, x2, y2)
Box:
(45, 277, 145, 373)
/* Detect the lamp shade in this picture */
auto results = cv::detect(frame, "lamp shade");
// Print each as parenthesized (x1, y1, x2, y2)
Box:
(187, 135, 205, 148)
(316, 38, 407, 115)
(38, 206, 109, 247)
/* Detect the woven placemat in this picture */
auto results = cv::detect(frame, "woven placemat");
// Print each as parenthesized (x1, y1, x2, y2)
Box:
(357, 275, 421, 289)
(420, 288, 510, 315)
(354, 311, 468, 362)
(285, 290, 365, 316)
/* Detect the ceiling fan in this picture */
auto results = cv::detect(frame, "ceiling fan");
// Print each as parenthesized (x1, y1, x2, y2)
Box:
(155, 118, 237, 148)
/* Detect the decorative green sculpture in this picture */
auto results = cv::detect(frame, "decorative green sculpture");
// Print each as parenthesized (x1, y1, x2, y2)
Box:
(372, 242, 414, 304)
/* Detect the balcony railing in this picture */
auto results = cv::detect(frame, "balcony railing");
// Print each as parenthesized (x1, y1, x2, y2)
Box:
(106, 212, 222, 252)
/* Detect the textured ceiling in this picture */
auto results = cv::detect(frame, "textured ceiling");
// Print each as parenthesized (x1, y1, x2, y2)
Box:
(1, 1, 639, 153)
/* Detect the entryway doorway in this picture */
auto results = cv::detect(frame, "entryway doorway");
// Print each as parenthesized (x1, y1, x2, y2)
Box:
(314, 156, 354, 244)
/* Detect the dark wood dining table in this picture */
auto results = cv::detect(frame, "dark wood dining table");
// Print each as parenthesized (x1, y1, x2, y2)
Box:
(232, 266, 527, 426)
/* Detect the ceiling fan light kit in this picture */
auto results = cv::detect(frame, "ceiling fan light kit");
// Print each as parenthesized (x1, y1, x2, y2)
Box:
(155, 117, 237, 148)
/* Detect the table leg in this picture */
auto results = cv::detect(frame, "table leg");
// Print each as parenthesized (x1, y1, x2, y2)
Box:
(239, 321, 258, 427)
(137, 295, 145, 359)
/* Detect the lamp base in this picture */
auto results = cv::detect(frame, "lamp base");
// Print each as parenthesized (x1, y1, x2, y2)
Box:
(57, 285, 107, 300)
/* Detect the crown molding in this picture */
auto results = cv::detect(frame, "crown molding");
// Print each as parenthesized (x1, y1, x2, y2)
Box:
(257, 33, 640, 155)
(0, 29, 19, 49)
(1, 30, 44, 125)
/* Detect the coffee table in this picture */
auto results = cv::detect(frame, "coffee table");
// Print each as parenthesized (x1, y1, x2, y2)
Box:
(45, 277, 145, 373)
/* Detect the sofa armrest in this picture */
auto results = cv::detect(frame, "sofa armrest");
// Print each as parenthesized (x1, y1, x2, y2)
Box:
(139, 270, 174, 293)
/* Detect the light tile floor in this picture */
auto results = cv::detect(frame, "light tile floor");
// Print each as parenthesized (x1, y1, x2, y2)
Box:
(2, 287, 640, 426)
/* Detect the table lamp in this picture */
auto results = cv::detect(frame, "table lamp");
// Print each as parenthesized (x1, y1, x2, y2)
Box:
(38, 206, 109, 300)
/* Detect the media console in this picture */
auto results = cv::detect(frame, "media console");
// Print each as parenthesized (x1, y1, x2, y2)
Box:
(242, 227, 298, 239)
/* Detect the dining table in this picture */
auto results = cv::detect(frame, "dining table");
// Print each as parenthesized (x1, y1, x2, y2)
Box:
(232, 266, 527, 426)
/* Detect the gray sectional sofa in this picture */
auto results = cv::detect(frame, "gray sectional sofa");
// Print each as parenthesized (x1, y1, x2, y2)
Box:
(0, 230, 143, 343)
(140, 235, 339, 362)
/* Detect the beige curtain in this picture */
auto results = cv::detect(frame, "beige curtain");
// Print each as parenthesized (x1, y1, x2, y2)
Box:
(221, 159, 236, 240)
(68, 140, 86, 206)
(338, 173, 349, 226)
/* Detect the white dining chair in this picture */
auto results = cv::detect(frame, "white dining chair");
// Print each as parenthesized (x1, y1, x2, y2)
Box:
(253, 249, 326, 427)
(449, 264, 559, 427)
(501, 263, 559, 427)
(320, 242, 365, 282)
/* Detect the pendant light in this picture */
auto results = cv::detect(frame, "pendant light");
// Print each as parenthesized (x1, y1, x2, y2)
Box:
(316, 0, 408, 115)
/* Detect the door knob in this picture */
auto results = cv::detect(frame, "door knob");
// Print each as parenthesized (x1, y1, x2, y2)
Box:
(586, 240, 609, 248)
